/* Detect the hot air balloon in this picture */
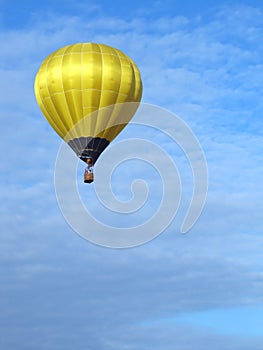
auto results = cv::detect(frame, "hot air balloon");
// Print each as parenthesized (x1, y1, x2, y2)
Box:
(34, 43, 143, 183)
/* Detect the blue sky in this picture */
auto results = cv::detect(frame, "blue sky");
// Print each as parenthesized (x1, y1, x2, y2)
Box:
(1, 0, 263, 349)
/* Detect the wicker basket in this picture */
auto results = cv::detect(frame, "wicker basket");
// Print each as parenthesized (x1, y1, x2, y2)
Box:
(84, 172, 94, 183)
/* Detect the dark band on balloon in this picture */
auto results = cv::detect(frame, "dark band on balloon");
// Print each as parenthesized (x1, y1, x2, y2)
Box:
(68, 137, 110, 164)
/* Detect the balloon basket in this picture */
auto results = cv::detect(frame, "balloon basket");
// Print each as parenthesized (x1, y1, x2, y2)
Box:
(84, 172, 94, 184)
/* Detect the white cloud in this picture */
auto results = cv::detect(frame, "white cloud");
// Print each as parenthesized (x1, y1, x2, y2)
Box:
(1, 2, 263, 349)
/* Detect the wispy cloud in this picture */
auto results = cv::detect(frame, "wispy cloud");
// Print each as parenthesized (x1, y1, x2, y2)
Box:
(1, 2, 263, 349)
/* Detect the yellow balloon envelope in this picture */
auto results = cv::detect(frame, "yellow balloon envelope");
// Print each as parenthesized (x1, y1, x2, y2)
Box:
(34, 42, 143, 167)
